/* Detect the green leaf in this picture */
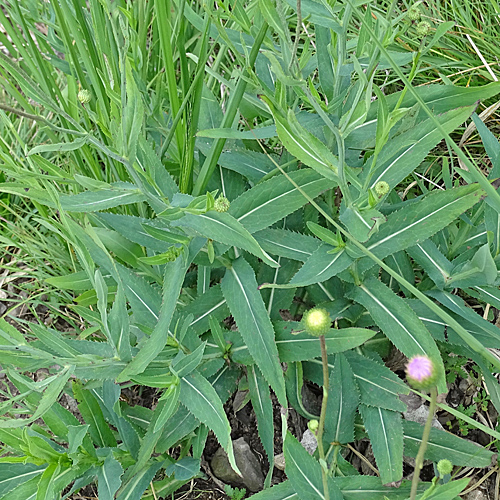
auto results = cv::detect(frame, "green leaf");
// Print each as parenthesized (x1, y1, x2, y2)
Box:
(156, 405, 198, 453)
(406, 240, 453, 289)
(359, 405, 403, 484)
(60, 183, 146, 212)
(171, 343, 206, 378)
(0, 463, 45, 497)
(221, 257, 287, 406)
(367, 105, 477, 190)
(254, 228, 321, 262)
(403, 420, 494, 467)
(115, 461, 165, 500)
(97, 454, 123, 500)
(324, 354, 358, 445)
(287, 246, 353, 287)
(72, 381, 117, 448)
(180, 371, 239, 474)
(67, 425, 89, 455)
(283, 432, 343, 499)
(165, 457, 200, 481)
(273, 109, 339, 182)
(27, 136, 88, 156)
(229, 169, 336, 233)
(427, 290, 500, 348)
(333, 476, 426, 499)
(421, 478, 470, 499)
(248, 366, 274, 466)
(197, 126, 277, 139)
(274, 322, 376, 362)
(350, 277, 446, 393)
(174, 211, 278, 268)
(153, 383, 180, 434)
(344, 351, 409, 412)
(117, 252, 188, 382)
(365, 184, 483, 259)
(247, 480, 298, 499)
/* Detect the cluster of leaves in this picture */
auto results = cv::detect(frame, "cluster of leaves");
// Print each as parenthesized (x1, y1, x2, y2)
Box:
(0, 1, 499, 499)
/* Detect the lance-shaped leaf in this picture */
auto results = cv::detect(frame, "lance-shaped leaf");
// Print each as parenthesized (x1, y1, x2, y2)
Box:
(344, 351, 409, 412)
(97, 454, 124, 500)
(273, 321, 375, 362)
(173, 211, 278, 268)
(180, 371, 239, 474)
(403, 420, 494, 467)
(273, 108, 339, 182)
(116, 252, 188, 382)
(359, 405, 403, 484)
(229, 169, 336, 233)
(60, 182, 146, 212)
(365, 184, 482, 259)
(284, 432, 343, 499)
(324, 354, 358, 445)
(368, 105, 477, 189)
(406, 239, 453, 290)
(221, 257, 287, 406)
(350, 277, 446, 393)
(115, 461, 165, 500)
(0, 463, 46, 497)
(246, 480, 298, 499)
(248, 366, 274, 467)
(254, 228, 322, 262)
(288, 246, 353, 287)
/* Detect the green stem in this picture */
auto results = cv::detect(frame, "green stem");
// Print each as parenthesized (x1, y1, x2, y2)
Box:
(410, 386, 438, 500)
(317, 334, 330, 500)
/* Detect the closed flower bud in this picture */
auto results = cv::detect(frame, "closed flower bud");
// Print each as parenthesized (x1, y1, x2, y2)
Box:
(308, 419, 319, 433)
(408, 7, 420, 21)
(437, 459, 453, 476)
(406, 355, 438, 390)
(78, 89, 92, 104)
(374, 181, 390, 197)
(214, 196, 230, 213)
(416, 21, 431, 36)
(302, 308, 331, 337)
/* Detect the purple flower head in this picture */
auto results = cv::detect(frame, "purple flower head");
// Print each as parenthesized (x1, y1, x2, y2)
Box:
(406, 355, 437, 390)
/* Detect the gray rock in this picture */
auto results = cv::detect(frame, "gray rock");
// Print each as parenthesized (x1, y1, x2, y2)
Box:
(404, 405, 444, 430)
(301, 429, 318, 455)
(211, 437, 264, 492)
(464, 490, 486, 500)
(400, 392, 423, 411)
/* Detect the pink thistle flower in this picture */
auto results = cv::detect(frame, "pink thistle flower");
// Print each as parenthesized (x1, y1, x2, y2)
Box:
(406, 355, 437, 390)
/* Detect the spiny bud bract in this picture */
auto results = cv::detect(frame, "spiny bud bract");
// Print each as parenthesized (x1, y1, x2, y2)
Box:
(437, 459, 453, 476)
(374, 181, 390, 197)
(302, 308, 331, 337)
(214, 196, 230, 213)
(408, 7, 420, 21)
(416, 21, 431, 36)
(406, 355, 438, 390)
(78, 89, 92, 104)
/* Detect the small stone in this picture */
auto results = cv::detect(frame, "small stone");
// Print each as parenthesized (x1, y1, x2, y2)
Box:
(399, 392, 423, 411)
(211, 437, 264, 492)
(404, 404, 444, 430)
(465, 490, 487, 500)
(274, 453, 286, 471)
(300, 429, 318, 455)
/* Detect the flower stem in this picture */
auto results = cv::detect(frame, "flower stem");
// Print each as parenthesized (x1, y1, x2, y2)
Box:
(317, 334, 330, 500)
(410, 386, 438, 500)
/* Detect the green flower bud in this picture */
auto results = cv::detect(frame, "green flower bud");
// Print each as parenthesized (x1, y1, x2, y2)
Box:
(374, 181, 390, 197)
(416, 21, 431, 36)
(214, 196, 230, 213)
(408, 7, 420, 21)
(302, 308, 331, 337)
(437, 459, 453, 476)
(78, 89, 92, 104)
(308, 419, 319, 433)
(164, 246, 182, 262)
